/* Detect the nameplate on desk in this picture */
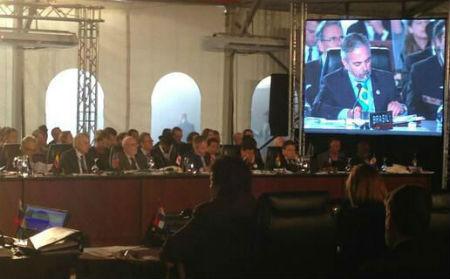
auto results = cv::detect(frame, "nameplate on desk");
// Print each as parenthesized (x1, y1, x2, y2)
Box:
(370, 111, 393, 130)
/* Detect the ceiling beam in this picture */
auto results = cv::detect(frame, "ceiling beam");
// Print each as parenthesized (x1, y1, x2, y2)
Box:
(404, 1, 444, 17)
(239, 0, 262, 35)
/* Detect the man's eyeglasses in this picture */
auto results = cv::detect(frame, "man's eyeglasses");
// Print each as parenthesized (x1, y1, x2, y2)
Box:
(321, 36, 344, 42)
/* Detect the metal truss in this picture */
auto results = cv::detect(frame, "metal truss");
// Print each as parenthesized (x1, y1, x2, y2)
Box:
(288, 0, 306, 154)
(0, 2, 103, 23)
(77, 19, 100, 139)
(0, 1, 103, 140)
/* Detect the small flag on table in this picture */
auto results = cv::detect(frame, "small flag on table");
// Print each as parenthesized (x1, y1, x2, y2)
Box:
(152, 205, 166, 230)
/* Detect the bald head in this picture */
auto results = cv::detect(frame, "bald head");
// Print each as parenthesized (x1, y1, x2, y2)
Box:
(74, 133, 90, 155)
(122, 136, 138, 157)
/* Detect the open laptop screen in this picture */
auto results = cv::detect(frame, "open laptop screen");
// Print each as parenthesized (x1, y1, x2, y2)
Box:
(23, 205, 69, 232)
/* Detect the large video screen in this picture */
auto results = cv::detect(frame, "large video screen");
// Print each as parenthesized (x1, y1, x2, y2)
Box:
(303, 19, 446, 136)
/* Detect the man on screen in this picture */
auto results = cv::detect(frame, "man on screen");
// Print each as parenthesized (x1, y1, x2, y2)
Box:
(304, 20, 344, 105)
(405, 20, 445, 120)
(312, 33, 406, 120)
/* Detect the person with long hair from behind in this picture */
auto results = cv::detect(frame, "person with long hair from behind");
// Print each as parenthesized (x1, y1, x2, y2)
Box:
(335, 164, 388, 275)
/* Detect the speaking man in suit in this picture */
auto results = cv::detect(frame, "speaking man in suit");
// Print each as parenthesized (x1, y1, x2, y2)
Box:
(60, 133, 94, 175)
(118, 136, 147, 171)
(312, 33, 406, 120)
(304, 20, 344, 105)
(405, 20, 445, 120)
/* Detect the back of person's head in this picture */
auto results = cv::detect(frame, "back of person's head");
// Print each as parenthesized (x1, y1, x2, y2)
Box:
(210, 156, 252, 201)
(387, 184, 431, 239)
(346, 164, 387, 207)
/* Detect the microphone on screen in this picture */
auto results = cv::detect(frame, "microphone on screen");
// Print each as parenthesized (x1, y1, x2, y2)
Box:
(351, 83, 363, 120)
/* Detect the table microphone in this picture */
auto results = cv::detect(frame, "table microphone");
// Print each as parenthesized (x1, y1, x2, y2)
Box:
(351, 83, 363, 120)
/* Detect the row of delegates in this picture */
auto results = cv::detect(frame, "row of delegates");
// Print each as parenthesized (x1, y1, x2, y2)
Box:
(0, 128, 49, 171)
(314, 139, 378, 172)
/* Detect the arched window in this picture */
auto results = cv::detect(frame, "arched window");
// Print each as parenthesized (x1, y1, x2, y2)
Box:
(151, 72, 201, 141)
(45, 69, 104, 138)
(251, 76, 271, 148)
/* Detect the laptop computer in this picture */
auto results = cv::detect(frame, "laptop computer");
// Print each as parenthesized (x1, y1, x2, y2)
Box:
(18, 205, 69, 239)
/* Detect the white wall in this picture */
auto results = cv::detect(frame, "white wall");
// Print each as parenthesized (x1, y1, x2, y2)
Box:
(2, 1, 289, 143)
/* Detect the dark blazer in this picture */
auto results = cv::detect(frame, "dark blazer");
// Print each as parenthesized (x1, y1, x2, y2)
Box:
(312, 68, 400, 119)
(117, 151, 147, 171)
(315, 151, 346, 171)
(60, 148, 95, 175)
(87, 146, 110, 171)
(151, 145, 179, 169)
(347, 20, 391, 41)
(401, 47, 433, 94)
(304, 58, 323, 106)
(406, 55, 444, 120)
(161, 195, 257, 279)
(361, 239, 443, 276)
(336, 200, 387, 274)
(186, 152, 210, 171)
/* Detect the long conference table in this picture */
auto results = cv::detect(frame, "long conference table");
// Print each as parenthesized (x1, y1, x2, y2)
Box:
(0, 172, 432, 246)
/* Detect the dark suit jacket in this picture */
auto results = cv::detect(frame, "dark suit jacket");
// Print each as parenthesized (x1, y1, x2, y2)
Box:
(161, 195, 257, 279)
(151, 145, 179, 169)
(315, 151, 346, 171)
(60, 148, 95, 175)
(361, 239, 444, 276)
(406, 55, 444, 120)
(304, 59, 323, 106)
(117, 151, 147, 171)
(186, 152, 210, 171)
(336, 200, 386, 274)
(347, 20, 391, 41)
(401, 47, 433, 94)
(312, 68, 399, 119)
(87, 146, 110, 171)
